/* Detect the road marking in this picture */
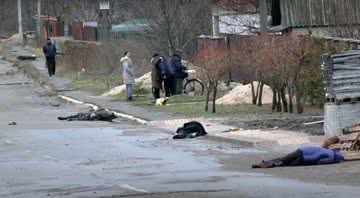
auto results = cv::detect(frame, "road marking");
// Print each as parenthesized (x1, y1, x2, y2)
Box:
(42, 155, 60, 162)
(5, 140, 12, 145)
(119, 184, 148, 193)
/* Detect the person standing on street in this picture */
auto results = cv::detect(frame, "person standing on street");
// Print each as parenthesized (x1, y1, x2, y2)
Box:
(171, 49, 187, 95)
(43, 38, 57, 77)
(121, 51, 135, 101)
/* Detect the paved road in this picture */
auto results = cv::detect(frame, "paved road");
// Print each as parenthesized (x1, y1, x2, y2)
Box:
(1, 59, 360, 198)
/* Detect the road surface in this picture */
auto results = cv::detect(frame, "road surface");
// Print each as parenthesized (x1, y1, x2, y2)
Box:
(1, 58, 360, 198)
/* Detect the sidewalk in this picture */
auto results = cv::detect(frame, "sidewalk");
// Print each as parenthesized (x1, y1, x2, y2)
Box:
(2, 42, 327, 150)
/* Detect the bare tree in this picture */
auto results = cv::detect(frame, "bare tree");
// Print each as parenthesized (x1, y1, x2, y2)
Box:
(195, 47, 230, 113)
(128, 0, 212, 57)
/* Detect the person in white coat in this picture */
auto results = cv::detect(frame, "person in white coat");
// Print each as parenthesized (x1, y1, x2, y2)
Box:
(121, 51, 135, 101)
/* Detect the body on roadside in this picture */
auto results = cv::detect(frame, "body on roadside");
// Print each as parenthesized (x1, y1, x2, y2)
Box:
(42, 38, 57, 77)
(121, 51, 135, 101)
(253, 146, 344, 168)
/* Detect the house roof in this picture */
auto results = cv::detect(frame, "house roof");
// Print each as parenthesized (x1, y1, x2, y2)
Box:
(111, 19, 151, 33)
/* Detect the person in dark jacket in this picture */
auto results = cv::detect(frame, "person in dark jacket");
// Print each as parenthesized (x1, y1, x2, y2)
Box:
(252, 146, 344, 168)
(151, 54, 175, 98)
(43, 38, 57, 77)
(161, 57, 175, 97)
(171, 49, 187, 95)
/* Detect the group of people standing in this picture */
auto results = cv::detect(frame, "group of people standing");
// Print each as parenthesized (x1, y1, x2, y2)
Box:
(43, 38, 186, 103)
(121, 49, 187, 102)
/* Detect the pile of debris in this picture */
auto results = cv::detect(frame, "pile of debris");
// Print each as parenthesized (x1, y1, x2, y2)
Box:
(329, 122, 360, 161)
(216, 82, 273, 105)
(323, 51, 360, 136)
(102, 72, 151, 97)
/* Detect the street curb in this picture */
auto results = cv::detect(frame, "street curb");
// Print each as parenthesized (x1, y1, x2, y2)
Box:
(59, 95, 260, 147)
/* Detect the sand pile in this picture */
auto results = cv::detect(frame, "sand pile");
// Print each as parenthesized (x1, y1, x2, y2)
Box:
(102, 72, 152, 96)
(216, 82, 273, 105)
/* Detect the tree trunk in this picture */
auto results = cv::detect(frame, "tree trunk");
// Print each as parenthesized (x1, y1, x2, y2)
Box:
(277, 91, 282, 112)
(212, 82, 218, 113)
(288, 85, 294, 114)
(205, 89, 210, 112)
(272, 88, 277, 111)
(250, 82, 257, 105)
(280, 86, 288, 112)
(257, 83, 264, 106)
(295, 86, 304, 114)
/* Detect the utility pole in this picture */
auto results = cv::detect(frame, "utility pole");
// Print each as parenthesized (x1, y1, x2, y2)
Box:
(259, 0, 268, 33)
(64, 0, 69, 37)
(37, 0, 42, 46)
(17, 0, 23, 43)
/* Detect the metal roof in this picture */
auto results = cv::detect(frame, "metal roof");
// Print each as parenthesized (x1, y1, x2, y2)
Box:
(111, 19, 151, 33)
(280, 0, 360, 28)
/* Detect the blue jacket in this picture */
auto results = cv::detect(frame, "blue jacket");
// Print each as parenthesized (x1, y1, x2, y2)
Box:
(158, 57, 175, 78)
(300, 147, 344, 165)
(171, 54, 185, 78)
(43, 43, 57, 58)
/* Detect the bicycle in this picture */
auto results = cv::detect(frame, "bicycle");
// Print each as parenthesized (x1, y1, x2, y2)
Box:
(182, 69, 205, 96)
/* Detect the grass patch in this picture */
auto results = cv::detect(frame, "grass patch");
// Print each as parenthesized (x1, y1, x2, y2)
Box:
(67, 74, 120, 95)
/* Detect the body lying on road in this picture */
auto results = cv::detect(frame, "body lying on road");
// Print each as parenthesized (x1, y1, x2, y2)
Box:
(252, 146, 344, 168)
(58, 109, 117, 122)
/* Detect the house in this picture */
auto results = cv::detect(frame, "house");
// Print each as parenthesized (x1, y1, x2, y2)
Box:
(211, 0, 266, 35)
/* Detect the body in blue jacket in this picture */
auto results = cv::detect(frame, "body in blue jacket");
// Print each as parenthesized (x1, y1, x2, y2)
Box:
(252, 146, 344, 168)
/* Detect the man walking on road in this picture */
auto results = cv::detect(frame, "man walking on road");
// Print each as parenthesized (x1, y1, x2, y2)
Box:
(43, 38, 57, 77)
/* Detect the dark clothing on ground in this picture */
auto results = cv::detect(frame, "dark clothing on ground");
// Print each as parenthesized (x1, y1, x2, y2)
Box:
(281, 149, 304, 166)
(58, 109, 117, 122)
(173, 121, 208, 139)
(43, 43, 57, 76)
(252, 146, 344, 169)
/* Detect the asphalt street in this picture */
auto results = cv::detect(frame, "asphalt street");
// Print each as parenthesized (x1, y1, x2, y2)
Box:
(1, 59, 360, 198)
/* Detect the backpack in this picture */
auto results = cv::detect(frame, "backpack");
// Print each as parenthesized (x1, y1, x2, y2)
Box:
(173, 121, 207, 139)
